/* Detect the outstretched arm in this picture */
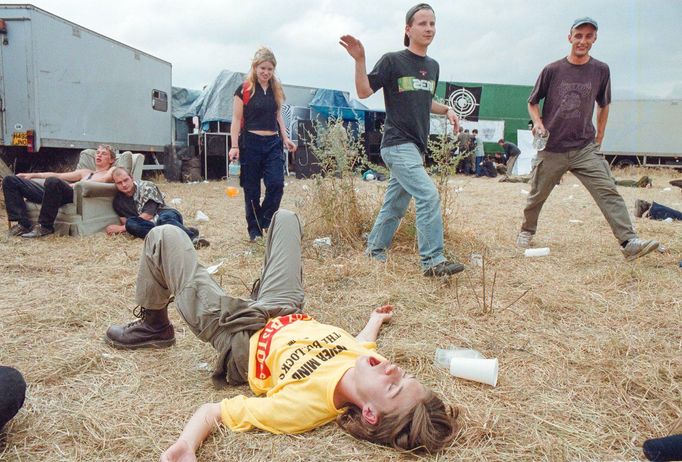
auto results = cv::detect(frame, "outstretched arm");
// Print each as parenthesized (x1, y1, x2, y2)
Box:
(339, 35, 373, 99)
(17, 169, 86, 182)
(355, 305, 393, 343)
(160, 402, 221, 462)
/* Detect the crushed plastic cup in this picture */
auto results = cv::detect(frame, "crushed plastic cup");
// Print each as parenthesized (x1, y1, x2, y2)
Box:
(449, 357, 499, 387)
(532, 128, 550, 151)
(663, 217, 674, 223)
(435, 348, 484, 368)
(195, 211, 209, 222)
(206, 261, 224, 275)
(524, 247, 550, 257)
(469, 253, 483, 267)
(225, 186, 239, 197)
(313, 237, 332, 247)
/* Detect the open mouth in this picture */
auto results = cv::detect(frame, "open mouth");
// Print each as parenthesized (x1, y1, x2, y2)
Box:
(368, 356, 381, 367)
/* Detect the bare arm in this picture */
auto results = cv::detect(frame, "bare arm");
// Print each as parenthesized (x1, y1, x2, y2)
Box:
(355, 305, 393, 343)
(339, 35, 373, 99)
(160, 402, 222, 462)
(528, 103, 545, 135)
(229, 95, 243, 161)
(17, 169, 86, 182)
(595, 104, 609, 145)
(277, 111, 297, 153)
(431, 101, 460, 133)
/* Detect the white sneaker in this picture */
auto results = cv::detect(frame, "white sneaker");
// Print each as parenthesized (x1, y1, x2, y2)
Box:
(621, 238, 659, 261)
(516, 230, 533, 249)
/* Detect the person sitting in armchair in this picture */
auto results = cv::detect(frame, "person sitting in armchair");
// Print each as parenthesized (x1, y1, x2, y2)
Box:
(3, 144, 116, 238)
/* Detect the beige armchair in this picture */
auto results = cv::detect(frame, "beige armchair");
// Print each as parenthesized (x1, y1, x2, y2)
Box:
(25, 149, 144, 236)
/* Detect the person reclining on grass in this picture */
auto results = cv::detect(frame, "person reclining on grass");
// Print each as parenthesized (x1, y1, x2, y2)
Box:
(104, 209, 459, 457)
(105, 167, 209, 249)
(634, 199, 682, 221)
(3, 144, 116, 238)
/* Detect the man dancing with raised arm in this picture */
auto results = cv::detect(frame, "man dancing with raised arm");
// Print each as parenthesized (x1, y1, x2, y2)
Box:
(340, 3, 465, 277)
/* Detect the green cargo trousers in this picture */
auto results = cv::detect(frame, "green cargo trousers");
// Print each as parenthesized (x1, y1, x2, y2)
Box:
(135, 209, 304, 387)
(521, 143, 637, 244)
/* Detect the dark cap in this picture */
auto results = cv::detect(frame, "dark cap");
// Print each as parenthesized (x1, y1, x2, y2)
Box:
(571, 17, 598, 31)
(404, 3, 433, 46)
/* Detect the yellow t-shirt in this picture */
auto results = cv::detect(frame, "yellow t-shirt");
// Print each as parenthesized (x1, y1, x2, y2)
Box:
(220, 314, 382, 434)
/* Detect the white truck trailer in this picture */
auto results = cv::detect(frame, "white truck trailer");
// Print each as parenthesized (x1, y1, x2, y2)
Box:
(600, 99, 682, 169)
(0, 4, 171, 174)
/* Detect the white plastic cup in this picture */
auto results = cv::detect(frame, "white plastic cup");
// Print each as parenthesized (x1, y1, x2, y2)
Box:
(434, 348, 484, 368)
(449, 357, 499, 387)
(524, 247, 550, 257)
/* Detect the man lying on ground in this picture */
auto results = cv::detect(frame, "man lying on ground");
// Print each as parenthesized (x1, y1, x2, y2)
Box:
(106, 167, 209, 248)
(104, 209, 459, 456)
(634, 200, 682, 221)
(615, 175, 652, 188)
(3, 145, 116, 237)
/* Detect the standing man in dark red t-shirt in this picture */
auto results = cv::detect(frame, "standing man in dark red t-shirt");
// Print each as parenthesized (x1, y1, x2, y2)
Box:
(516, 17, 658, 261)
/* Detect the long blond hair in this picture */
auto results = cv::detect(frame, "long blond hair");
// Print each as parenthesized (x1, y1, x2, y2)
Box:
(244, 47, 285, 109)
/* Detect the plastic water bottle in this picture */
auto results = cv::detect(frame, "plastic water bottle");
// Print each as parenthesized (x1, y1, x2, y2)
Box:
(228, 161, 240, 177)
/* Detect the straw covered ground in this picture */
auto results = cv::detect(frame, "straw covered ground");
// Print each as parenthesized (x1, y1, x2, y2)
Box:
(0, 167, 680, 462)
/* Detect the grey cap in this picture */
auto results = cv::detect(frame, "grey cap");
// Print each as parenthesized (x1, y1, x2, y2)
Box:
(572, 17, 598, 30)
(404, 3, 433, 46)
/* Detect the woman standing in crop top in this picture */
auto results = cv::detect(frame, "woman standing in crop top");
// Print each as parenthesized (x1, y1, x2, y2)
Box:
(229, 47, 297, 241)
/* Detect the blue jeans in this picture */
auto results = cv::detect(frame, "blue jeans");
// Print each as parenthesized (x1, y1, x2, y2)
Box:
(366, 143, 446, 270)
(125, 208, 196, 239)
(474, 156, 484, 176)
(240, 132, 285, 239)
(649, 202, 682, 221)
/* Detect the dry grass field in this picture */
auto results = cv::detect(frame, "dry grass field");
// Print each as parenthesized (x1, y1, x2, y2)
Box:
(0, 168, 680, 462)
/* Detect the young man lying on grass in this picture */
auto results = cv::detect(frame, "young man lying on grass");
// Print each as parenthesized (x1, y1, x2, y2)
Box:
(161, 303, 459, 460)
(104, 208, 459, 458)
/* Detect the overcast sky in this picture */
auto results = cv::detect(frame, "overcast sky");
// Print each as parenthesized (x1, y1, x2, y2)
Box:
(28, 0, 682, 109)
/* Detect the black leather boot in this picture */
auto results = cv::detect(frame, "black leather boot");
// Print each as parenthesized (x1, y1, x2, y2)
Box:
(105, 306, 175, 349)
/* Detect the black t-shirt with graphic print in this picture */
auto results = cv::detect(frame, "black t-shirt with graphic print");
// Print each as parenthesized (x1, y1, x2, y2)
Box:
(234, 84, 279, 132)
(528, 57, 611, 153)
(368, 49, 439, 154)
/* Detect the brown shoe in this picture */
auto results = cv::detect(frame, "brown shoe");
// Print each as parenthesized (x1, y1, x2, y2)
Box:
(7, 223, 31, 237)
(105, 306, 175, 349)
(634, 199, 652, 218)
(670, 179, 682, 189)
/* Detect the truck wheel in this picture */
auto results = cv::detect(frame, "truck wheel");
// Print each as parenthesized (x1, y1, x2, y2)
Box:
(616, 159, 636, 168)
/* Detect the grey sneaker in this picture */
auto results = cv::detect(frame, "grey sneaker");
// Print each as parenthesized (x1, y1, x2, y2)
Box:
(621, 238, 659, 261)
(634, 200, 652, 218)
(516, 230, 533, 248)
(7, 223, 31, 237)
(21, 224, 54, 238)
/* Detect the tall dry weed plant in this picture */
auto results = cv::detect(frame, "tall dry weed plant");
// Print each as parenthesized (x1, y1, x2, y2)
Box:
(301, 118, 378, 248)
(301, 117, 464, 253)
